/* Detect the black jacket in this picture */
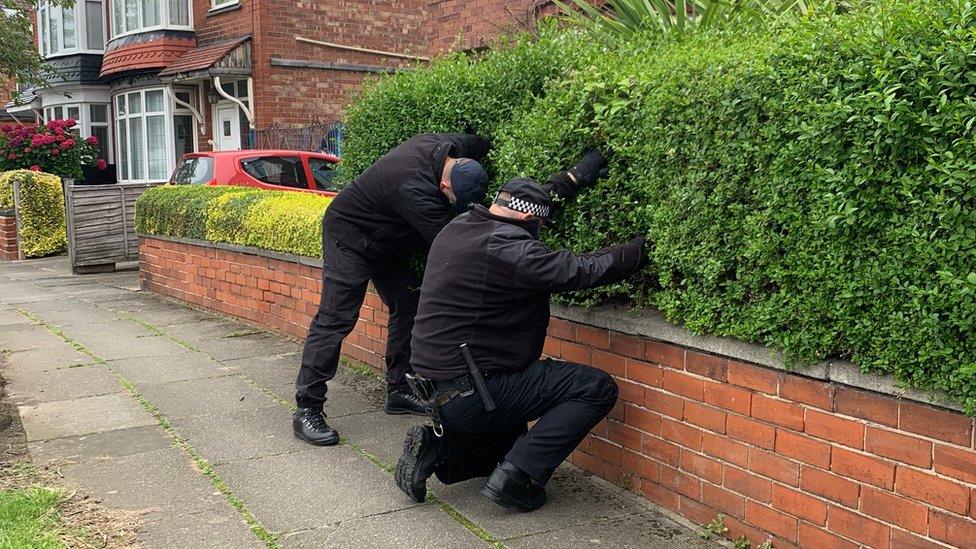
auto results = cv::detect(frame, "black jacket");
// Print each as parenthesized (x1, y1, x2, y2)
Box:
(410, 205, 643, 380)
(323, 133, 490, 258)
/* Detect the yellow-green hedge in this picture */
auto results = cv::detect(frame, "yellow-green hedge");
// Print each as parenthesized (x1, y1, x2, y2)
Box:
(135, 185, 333, 258)
(0, 170, 67, 258)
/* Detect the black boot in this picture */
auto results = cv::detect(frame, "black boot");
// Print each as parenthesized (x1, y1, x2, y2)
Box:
(293, 407, 339, 446)
(385, 391, 427, 416)
(394, 425, 445, 503)
(483, 460, 547, 512)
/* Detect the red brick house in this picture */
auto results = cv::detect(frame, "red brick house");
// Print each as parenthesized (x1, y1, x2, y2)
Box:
(6, 0, 553, 183)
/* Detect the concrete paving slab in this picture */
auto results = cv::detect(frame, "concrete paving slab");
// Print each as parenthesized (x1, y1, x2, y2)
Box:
(0, 308, 28, 325)
(224, 353, 382, 417)
(280, 505, 487, 549)
(163, 322, 303, 360)
(0, 323, 65, 352)
(3, 363, 121, 405)
(172, 405, 305, 465)
(215, 446, 419, 533)
(139, 507, 265, 549)
(505, 511, 716, 548)
(28, 425, 173, 465)
(109, 352, 237, 386)
(430, 466, 639, 541)
(330, 411, 419, 467)
(18, 392, 156, 441)
(37, 306, 126, 328)
(110, 302, 209, 328)
(138, 375, 280, 419)
(1, 344, 94, 370)
(60, 448, 227, 517)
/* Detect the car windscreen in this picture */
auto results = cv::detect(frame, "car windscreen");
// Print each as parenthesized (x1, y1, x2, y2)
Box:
(170, 156, 214, 185)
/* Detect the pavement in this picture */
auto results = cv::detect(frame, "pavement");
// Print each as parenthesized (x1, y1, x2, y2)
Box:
(0, 256, 716, 549)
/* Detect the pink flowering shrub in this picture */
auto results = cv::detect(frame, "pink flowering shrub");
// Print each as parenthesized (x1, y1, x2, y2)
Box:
(0, 120, 105, 181)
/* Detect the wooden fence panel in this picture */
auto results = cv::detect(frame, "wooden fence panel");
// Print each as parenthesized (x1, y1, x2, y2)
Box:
(64, 182, 158, 272)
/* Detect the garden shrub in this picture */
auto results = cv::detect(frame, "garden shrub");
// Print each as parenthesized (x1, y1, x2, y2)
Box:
(340, 0, 976, 411)
(135, 186, 332, 258)
(0, 170, 67, 258)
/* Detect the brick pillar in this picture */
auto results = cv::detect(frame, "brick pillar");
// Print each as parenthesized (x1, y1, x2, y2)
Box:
(0, 213, 19, 261)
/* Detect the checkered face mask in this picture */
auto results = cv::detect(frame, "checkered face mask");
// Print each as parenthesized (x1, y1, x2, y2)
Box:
(494, 194, 551, 219)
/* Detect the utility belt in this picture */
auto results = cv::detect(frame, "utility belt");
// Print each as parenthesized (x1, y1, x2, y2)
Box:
(406, 344, 497, 437)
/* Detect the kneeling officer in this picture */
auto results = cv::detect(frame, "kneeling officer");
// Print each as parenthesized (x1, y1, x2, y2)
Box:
(394, 150, 648, 511)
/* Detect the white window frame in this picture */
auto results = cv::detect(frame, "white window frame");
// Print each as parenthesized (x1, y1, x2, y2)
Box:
(42, 101, 114, 163)
(36, 0, 106, 58)
(109, 0, 192, 40)
(210, 0, 238, 10)
(114, 86, 197, 184)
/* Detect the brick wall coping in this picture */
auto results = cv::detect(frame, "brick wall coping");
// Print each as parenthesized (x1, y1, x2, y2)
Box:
(0, 209, 14, 217)
(144, 233, 965, 414)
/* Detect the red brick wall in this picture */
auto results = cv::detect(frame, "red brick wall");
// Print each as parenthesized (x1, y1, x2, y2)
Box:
(139, 235, 976, 549)
(0, 215, 18, 261)
(427, 0, 559, 54)
(254, 0, 427, 126)
(139, 236, 388, 368)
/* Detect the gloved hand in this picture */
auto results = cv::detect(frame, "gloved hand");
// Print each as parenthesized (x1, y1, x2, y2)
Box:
(569, 148, 610, 188)
(609, 236, 650, 273)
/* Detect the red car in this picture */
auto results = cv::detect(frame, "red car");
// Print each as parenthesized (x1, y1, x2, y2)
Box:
(169, 150, 340, 196)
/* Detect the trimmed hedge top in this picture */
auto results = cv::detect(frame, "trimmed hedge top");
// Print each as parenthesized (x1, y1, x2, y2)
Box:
(135, 186, 333, 258)
(340, 1, 976, 411)
(0, 170, 66, 258)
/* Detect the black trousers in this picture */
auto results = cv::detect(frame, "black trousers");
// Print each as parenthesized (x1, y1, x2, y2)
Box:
(432, 359, 618, 486)
(295, 233, 420, 408)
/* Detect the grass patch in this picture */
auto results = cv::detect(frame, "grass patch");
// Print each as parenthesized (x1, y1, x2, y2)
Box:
(0, 484, 72, 549)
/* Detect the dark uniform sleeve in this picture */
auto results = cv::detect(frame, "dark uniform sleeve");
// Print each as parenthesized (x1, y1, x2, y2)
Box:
(496, 236, 643, 293)
(440, 134, 490, 162)
(539, 171, 576, 201)
(395, 178, 455, 244)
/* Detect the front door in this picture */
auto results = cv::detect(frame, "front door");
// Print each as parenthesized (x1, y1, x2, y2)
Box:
(215, 104, 241, 151)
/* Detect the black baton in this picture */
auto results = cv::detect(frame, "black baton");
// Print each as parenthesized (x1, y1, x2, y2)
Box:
(460, 343, 496, 412)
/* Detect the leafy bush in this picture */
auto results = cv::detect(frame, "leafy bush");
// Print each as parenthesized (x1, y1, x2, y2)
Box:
(0, 120, 106, 181)
(0, 170, 67, 258)
(340, 0, 976, 411)
(135, 186, 333, 258)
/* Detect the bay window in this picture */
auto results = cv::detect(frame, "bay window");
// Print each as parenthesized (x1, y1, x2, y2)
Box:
(37, 0, 105, 57)
(115, 87, 196, 183)
(43, 103, 113, 162)
(110, 0, 191, 37)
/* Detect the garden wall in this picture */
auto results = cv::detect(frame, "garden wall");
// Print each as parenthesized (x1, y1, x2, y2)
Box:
(0, 212, 19, 260)
(139, 234, 976, 549)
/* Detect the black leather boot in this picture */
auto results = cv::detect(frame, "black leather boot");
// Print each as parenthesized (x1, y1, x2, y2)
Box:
(384, 391, 427, 416)
(483, 460, 547, 512)
(293, 407, 340, 446)
(394, 425, 445, 503)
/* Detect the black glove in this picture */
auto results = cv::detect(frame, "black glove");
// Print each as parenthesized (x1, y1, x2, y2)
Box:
(608, 236, 650, 274)
(569, 148, 609, 187)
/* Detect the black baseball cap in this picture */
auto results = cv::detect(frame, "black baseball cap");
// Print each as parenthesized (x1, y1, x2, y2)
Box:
(451, 159, 489, 214)
(494, 178, 553, 219)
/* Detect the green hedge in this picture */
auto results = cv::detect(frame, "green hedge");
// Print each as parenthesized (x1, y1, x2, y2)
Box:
(135, 186, 333, 258)
(340, 1, 976, 411)
(0, 170, 67, 258)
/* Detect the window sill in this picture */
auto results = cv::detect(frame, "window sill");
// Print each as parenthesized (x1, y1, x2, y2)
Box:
(207, 2, 241, 17)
